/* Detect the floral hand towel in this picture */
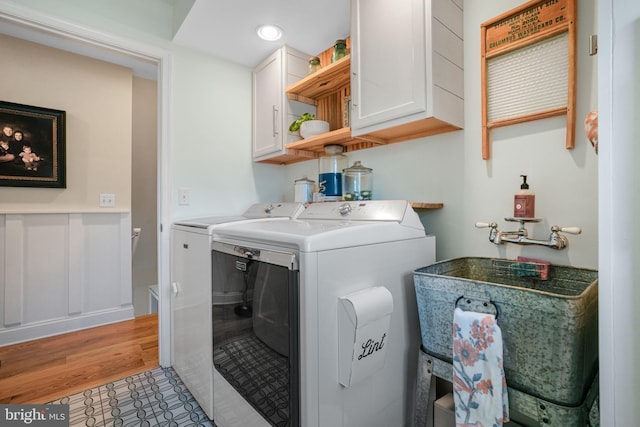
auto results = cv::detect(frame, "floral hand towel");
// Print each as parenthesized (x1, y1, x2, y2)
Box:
(452, 307, 509, 427)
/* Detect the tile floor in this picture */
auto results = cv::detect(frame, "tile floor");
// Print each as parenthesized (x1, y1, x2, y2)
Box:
(48, 366, 215, 426)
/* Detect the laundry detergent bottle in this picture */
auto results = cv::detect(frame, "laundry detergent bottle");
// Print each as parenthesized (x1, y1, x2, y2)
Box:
(318, 144, 348, 201)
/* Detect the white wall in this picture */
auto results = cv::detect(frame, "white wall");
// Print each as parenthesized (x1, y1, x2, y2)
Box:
(462, 0, 598, 268)
(131, 77, 158, 316)
(0, 33, 133, 212)
(169, 46, 287, 220)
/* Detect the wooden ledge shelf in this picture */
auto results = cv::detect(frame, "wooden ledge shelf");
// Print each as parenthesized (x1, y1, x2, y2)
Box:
(410, 202, 444, 210)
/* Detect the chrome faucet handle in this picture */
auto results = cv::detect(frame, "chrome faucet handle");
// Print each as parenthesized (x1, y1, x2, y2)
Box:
(475, 221, 497, 229)
(551, 225, 582, 235)
(476, 222, 501, 245)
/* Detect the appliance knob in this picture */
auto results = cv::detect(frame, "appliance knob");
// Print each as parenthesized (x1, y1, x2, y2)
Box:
(264, 204, 274, 213)
(339, 203, 352, 216)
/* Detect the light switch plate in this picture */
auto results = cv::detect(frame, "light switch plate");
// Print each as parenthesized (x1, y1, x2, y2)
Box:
(178, 188, 190, 206)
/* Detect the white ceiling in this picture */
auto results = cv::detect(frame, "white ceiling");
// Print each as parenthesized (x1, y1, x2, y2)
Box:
(172, 0, 352, 68)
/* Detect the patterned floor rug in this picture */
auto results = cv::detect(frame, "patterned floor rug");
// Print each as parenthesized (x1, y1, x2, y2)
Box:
(48, 366, 215, 426)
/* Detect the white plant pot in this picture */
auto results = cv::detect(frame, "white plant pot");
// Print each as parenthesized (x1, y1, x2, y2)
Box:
(300, 120, 330, 139)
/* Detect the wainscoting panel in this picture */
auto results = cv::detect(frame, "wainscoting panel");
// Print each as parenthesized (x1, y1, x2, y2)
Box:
(22, 214, 70, 325)
(0, 212, 134, 346)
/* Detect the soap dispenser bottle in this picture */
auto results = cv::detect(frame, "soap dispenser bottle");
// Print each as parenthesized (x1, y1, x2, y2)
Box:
(514, 175, 535, 218)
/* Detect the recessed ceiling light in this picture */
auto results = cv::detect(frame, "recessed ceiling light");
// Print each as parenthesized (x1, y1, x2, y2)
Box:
(256, 24, 283, 41)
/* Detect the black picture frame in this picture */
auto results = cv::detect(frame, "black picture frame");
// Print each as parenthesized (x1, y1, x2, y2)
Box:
(0, 101, 66, 188)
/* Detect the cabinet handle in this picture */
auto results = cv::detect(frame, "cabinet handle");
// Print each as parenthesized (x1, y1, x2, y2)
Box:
(351, 73, 356, 109)
(272, 105, 279, 137)
(172, 282, 179, 296)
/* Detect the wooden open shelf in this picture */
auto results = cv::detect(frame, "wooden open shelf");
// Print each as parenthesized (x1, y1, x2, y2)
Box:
(283, 50, 461, 158)
(283, 119, 461, 157)
(278, 37, 460, 168)
(255, 148, 319, 165)
(284, 127, 391, 155)
(286, 55, 351, 104)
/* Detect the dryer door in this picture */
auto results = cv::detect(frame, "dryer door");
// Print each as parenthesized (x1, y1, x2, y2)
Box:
(211, 242, 300, 427)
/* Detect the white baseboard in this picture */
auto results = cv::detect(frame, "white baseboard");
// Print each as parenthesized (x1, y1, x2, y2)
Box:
(0, 307, 134, 346)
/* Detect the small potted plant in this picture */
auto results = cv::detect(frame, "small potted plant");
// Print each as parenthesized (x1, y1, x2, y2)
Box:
(289, 113, 329, 139)
(288, 113, 316, 133)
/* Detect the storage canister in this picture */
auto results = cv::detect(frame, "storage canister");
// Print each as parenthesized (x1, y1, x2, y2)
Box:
(342, 161, 373, 201)
(331, 39, 348, 63)
(294, 176, 315, 203)
(318, 145, 348, 201)
(307, 56, 321, 75)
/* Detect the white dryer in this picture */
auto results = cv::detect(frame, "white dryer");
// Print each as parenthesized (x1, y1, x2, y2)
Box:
(170, 202, 305, 420)
(209, 200, 436, 427)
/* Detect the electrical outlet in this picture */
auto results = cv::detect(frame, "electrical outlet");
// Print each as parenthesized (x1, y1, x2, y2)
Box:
(178, 188, 190, 206)
(99, 193, 115, 207)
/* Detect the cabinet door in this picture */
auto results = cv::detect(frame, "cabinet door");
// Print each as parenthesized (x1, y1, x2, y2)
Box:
(253, 49, 284, 159)
(351, 0, 427, 134)
(171, 228, 214, 419)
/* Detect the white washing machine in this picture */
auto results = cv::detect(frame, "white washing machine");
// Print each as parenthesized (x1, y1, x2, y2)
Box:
(170, 202, 305, 420)
(209, 200, 436, 427)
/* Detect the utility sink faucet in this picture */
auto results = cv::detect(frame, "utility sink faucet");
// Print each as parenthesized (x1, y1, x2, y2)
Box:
(475, 218, 582, 250)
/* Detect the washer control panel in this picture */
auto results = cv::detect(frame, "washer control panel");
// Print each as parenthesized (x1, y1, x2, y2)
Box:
(298, 200, 409, 222)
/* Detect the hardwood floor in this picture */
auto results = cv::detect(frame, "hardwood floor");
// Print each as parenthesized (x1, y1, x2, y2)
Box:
(0, 314, 158, 404)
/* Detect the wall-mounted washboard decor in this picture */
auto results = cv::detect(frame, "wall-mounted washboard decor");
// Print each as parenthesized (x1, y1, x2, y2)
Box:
(481, 0, 576, 159)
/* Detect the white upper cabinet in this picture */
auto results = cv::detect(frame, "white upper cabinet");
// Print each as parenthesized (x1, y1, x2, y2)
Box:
(350, 0, 463, 137)
(252, 46, 315, 164)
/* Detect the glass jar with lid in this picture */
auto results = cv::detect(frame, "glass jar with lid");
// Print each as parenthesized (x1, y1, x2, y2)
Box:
(307, 56, 321, 75)
(294, 176, 315, 203)
(331, 39, 348, 63)
(318, 145, 348, 201)
(342, 161, 373, 201)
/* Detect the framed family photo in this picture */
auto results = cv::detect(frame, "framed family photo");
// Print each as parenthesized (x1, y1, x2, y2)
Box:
(0, 101, 66, 188)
